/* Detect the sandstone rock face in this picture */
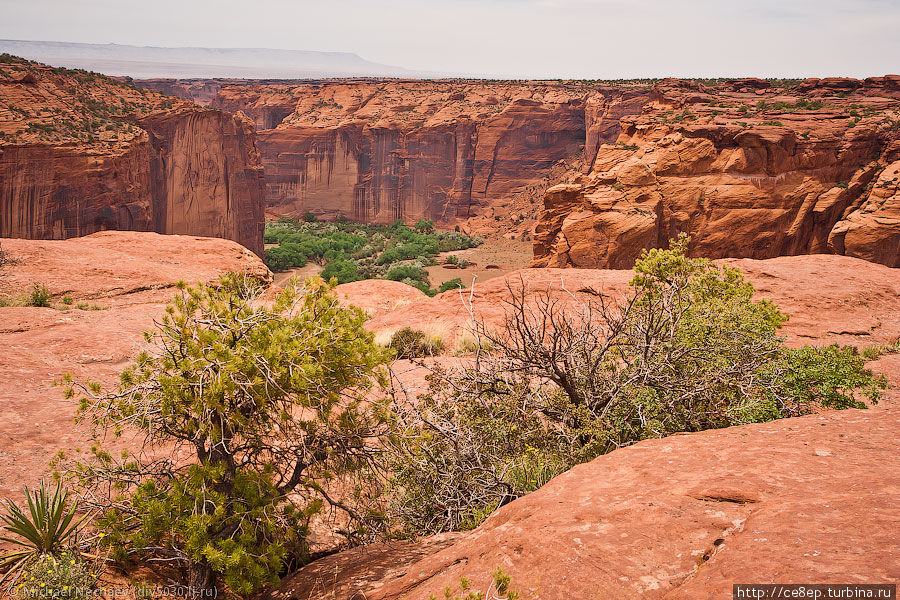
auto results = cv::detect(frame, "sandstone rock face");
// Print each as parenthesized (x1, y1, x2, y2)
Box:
(204, 76, 900, 266)
(138, 110, 265, 255)
(0, 232, 270, 503)
(332, 279, 427, 319)
(277, 401, 900, 600)
(532, 78, 900, 268)
(128, 78, 226, 105)
(209, 81, 647, 225)
(273, 255, 900, 600)
(0, 57, 266, 255)
(828, 140, 900, 265)
(210, 83, 302, 130)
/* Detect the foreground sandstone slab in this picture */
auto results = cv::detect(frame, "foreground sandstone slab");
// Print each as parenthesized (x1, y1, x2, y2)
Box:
(273, 361, 900, 599)
(0, 232, 270, 502)
(333, 279, 428, 320)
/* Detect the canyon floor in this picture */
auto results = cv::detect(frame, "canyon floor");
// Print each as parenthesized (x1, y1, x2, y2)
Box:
(0, 232, 898, 599)
(426, 238, 533, 287)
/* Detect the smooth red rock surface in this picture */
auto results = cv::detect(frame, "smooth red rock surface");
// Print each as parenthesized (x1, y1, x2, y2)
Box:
(333, 279, 427, 319)
(0, 232, 270, 503)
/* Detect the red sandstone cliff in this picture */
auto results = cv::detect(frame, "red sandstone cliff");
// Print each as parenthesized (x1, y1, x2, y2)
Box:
(532, 77, 900, 268)
(206, 77, 899, 267)
(129, 74, 900, 267)
(0, 56, 265, 255)
(210, 81, 648, 226)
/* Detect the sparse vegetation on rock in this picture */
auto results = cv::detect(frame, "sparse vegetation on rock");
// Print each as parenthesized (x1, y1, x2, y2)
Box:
(861, 340, 900, 360)
(387, 236, 886, 533)
(28, 283, 51, 307)
(0, 282, 53, 308)
(62, 274, 392, 596)
(389, 327, 445, 359)
(0, 482, 88, 573)
(430, 568, 521, 600)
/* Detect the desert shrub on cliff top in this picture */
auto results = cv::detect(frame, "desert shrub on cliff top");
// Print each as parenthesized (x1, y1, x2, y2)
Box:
(388, 235, 885, 533)
(389, 327, 445, 359)
(428, 568, 521, 600)
(439, 278, 465, 293)
(62, 274, 392, 597)
(28, 283, 51, 307)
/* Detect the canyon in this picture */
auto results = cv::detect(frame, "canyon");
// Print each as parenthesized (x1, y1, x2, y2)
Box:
(134, 75, 900, 268)
(5, 59, 898, 268)
(2, 232, 897, 598)
(0, 3, 896, 594)
(0, 56, 265, 255)
(209, 80, 617, 225)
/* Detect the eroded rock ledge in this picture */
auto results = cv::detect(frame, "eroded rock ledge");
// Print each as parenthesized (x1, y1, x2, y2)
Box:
(532, 77, 900, 268)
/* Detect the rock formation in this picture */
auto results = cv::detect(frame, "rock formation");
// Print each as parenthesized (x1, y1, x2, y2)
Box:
(269, 255, 900, 600)
(180, 75, 899, 267)
(333, 279, 427, 319)
(0, 56, 265, 255)
(0, 231, 270, 503)
(532, 77, 900, 268)
(208, 81, 648, 225)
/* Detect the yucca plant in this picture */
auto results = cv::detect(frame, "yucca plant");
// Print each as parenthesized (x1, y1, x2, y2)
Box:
(0, 481, 88, 583)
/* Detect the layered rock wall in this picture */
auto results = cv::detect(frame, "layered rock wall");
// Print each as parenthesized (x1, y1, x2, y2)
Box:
(210, 82, 643, 225)
(140, 110, 265, 255)
(532, 77, 900, 268)
(130, 73, 900, 267)
(0, 57, 266, 255)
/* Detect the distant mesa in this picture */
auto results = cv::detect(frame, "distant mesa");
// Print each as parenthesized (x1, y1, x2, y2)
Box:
(0, 39, 435, 79)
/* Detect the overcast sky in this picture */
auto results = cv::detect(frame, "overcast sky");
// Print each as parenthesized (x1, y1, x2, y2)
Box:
(1, 0, 898, 79)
